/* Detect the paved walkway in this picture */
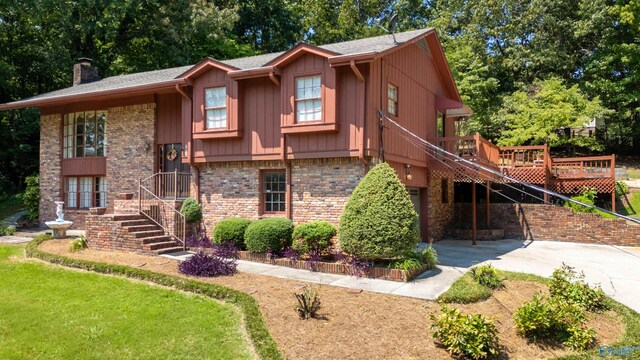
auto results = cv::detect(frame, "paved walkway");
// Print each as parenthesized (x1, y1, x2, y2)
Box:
(165, 239, 640, 313)
(162, 250, 462, 299)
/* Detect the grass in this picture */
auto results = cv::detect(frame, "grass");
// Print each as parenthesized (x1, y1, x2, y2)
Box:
(437, 272, 494, 303)
(438, 269, 551, 304)
(439, 267, 640, 359)
(625, 167, 640, 180)
(0, 193, 24, 221)
(0, 244, 253, 359)
(25, 235, 282, 359)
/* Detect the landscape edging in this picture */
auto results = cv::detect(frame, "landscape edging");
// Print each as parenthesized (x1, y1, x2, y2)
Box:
(25, 235, 282, 360)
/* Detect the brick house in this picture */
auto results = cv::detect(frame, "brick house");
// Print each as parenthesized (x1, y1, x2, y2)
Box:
(0, 29, 468, 248)
(1, 28, 622, 252)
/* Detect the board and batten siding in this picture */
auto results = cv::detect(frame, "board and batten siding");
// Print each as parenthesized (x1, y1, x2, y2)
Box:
(190, 52, 363, 162)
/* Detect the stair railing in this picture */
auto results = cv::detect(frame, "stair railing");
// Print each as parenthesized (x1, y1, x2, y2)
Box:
(139, 179, 186, 251)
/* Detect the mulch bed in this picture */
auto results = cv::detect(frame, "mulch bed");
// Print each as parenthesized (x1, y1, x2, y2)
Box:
(37, 240, 623, 360)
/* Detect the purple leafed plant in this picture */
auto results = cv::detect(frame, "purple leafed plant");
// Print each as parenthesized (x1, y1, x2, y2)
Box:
(308, 250, 321, 272)
(282, 247, 300, 261)
(178, 251, 237, 277)
(185, 232, 213, 249)
(333, 250, 371, 278)
(213, 242, 239, 259)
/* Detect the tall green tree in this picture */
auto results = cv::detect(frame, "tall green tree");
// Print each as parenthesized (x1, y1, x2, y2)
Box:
(496, 77, 609, 151)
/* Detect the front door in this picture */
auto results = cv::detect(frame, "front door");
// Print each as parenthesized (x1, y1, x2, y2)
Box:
(157, 144, 190, 199)
(158, 144, 189, 173)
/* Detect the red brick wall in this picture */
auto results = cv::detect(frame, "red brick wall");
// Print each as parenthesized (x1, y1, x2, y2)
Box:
(198, 158, 365, 231)
(456, 203, 640, 246)
(427, 171, 455, 241)
(39, 114, 63, 226)
(85, 214, 146, 253)
(38, 104, 156, 229)
(105, 103, 156, 212)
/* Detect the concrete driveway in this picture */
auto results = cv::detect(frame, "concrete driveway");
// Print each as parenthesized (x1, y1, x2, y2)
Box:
(432, 239, 640, 313)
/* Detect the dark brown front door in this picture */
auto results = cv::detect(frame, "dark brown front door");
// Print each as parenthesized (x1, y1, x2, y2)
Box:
(158, 144, 189, 173)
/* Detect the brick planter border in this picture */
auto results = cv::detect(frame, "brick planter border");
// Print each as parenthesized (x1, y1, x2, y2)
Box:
(234, 250, 430, 282)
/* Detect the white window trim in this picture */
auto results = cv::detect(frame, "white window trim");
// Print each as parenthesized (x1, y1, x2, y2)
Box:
(295, 75, 322, 123)
(204, 86, 227, 129)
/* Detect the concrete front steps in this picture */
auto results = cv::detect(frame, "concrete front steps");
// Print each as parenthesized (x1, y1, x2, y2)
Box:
(86, 213, 183, 254)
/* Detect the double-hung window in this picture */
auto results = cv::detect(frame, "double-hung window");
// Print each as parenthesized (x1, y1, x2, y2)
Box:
(262, 171, 286, 213)
(65, 176, 107, 209)
(387, 83, 398, 116)
(63, 111, 107, 158)
(205, 87, 227, 129)
(295, 76, 322, 122)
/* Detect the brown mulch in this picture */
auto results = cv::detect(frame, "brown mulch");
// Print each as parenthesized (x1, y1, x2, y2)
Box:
(37, 241, 623, 360)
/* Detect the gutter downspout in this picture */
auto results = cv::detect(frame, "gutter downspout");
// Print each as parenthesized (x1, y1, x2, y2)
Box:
(281, 133, 292, 220)
(175, 83, 199, 202)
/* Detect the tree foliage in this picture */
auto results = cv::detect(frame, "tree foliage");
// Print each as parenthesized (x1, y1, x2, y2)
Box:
(338, 163, 419, 260)
(1, 0, 639, 191)
(496, 77, 609, 150)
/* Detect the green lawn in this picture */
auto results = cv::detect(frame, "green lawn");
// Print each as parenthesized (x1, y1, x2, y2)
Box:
(0, 245, 252, 360)
(0, 194, 24, 221)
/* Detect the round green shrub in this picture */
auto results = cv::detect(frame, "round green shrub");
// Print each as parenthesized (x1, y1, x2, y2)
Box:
(244, 218, 294, 253)
(180, 197, 202, 224)
(291, 221, 336, 254)
(338, 162, 419, 260)
(213, 218, 252, 249)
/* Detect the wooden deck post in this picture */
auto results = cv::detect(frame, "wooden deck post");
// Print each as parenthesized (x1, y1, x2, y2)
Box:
(472, 181, 477, 246)
(611, 155, 616, 213)
(486, 181, 490, 230)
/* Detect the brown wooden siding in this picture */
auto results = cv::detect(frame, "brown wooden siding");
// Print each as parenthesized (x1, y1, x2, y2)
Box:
(192, 53, 361, 162)
(367, 42, 454, 166)
(61, 157, 106, 176)
(156, 93, 182, 144)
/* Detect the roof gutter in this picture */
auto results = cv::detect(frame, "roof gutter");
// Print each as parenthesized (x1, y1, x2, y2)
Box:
(0, 78, 187, 111)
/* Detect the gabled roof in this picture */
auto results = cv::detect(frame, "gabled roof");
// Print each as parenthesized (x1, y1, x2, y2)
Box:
(0, 28, 463, 110)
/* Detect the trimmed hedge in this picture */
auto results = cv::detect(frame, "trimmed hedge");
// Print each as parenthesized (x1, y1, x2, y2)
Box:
(244, 218, 294, 253)
(180, 197, 202, 224)
(213, 218, 252, 249)
(25, 235, 282, 360)
(291, 221, 336, 254)
(339, 162, 420, 260)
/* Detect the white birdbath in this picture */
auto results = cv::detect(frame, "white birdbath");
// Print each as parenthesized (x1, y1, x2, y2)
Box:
(45, 201, 73, 239)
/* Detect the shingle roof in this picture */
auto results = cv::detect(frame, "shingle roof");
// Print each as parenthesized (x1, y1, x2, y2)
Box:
(3, 28, 433, 108)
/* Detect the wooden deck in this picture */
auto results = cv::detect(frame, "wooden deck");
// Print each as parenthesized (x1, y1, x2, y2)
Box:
(427, 134, 616, 204)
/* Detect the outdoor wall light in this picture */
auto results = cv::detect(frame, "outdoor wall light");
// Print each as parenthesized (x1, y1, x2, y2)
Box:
(405, 164, 413, 180)
(143, 142, 150, 151)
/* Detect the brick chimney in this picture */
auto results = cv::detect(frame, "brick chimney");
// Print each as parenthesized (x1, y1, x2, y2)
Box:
(73, 58, 99, 86)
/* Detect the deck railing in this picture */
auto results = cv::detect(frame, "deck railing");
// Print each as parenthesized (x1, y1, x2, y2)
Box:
(498, 145, 548, 168)
(427, 135, 477, 158)
(551, 155, 615, 179)
(140, 171, 190, 200)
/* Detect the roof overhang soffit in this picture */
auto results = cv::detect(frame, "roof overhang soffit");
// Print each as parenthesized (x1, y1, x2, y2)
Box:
(177, 57, 240, 79)
(263, 44, 340, 68)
